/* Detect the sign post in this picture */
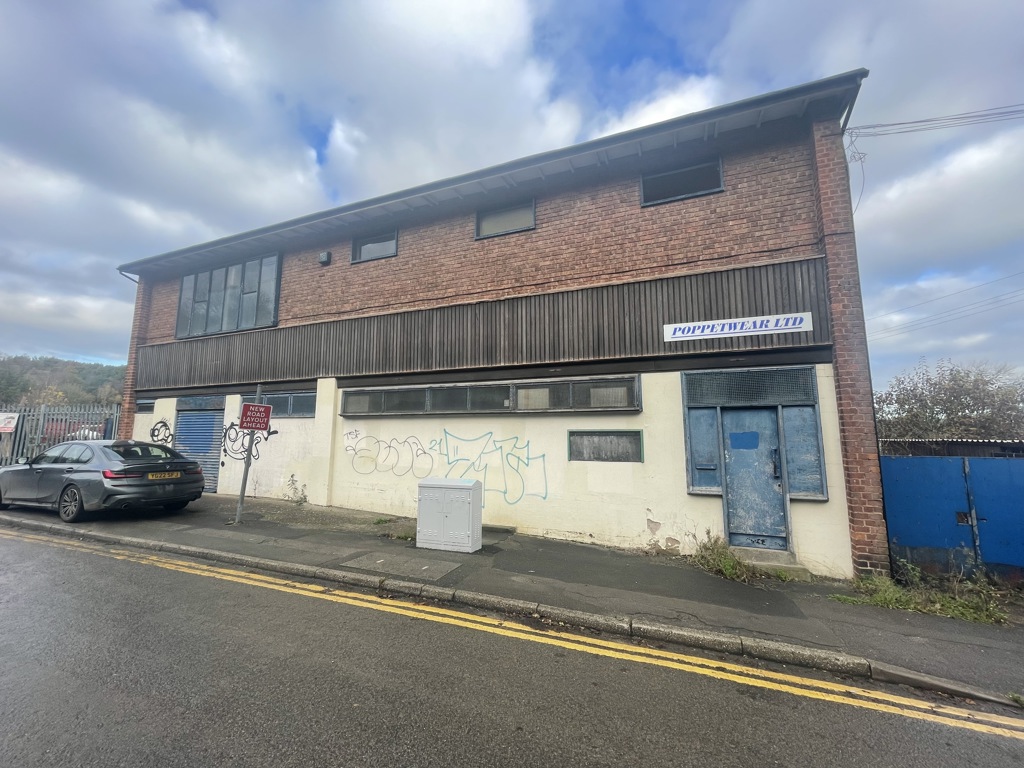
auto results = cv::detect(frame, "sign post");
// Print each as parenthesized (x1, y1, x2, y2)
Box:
(233, 385, 272, 525)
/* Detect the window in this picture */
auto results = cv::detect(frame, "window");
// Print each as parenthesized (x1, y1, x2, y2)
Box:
(641, 159, 723, 206)
(106, 443, 183, 460)
(242, 391, 317, 418)
(341, 376, 641, 417)
(135, 400, 155, 414)
(60, 444, 93, 464)
(352, 231, 398, 264)
(32, 444, 70, 464)
(568, 431, 643, 463)
(176, 255, 279, 338)
(681, 368, 827, 499)
(476, 201, 535, 238)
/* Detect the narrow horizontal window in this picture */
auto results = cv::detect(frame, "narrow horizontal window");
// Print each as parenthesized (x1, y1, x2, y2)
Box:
(476, 200, 535, 239)
(571, 380, 636, 410)
(641, 160, 722, 206)
(343, 391, 383, 415)
(242, 391, 317, 418)
(352, 231, 398, 263)
(384, 388, 427, 413)
(516, 383, 571, 411)
(342, 376, 641, 417)
(569, 430, 643, 463)
(135, 400, 156, 414)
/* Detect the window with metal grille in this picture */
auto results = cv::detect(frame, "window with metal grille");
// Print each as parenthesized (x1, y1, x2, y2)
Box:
(682, 367, 826, 499)
(684, 368, 816, 407)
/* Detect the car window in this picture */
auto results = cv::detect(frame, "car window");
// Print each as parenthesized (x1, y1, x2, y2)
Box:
(108, 443, 183, 460)
(32, 445, 70, 464)
(60, 444, 89, 464)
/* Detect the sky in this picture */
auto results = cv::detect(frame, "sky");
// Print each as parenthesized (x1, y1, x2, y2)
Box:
(0, 0, 1021, 388)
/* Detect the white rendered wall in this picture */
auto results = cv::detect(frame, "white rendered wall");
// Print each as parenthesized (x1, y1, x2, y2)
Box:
(149, 366, 855, 578)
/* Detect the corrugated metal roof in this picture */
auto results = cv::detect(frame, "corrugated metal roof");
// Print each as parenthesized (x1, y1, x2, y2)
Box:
(879, 438, 1024, 444)
(118, 69, 868, 276)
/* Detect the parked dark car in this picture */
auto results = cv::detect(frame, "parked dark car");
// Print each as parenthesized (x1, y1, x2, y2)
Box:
(0, 440, 204, 522)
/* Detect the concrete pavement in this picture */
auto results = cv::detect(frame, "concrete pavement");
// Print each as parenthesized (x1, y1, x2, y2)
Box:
(1, 494, 1021, 706)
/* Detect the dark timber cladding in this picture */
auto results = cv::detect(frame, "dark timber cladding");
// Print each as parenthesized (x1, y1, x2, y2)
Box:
(136, 257, 831, 390)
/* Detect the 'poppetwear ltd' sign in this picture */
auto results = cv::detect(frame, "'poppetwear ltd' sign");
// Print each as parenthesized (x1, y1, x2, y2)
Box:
(663, 312, 813, 342)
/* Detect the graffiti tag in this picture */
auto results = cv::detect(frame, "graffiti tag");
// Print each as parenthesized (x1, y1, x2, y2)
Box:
(222, 422, 279, 461)
(347, 429, 548, 505)
(347, 436, 434, 478)
(149, 420, 173, 445)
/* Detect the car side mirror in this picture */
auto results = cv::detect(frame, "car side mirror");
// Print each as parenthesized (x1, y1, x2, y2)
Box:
(16, 457, 29, 465)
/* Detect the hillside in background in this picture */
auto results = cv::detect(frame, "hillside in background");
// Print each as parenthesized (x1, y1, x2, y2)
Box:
(0, 355, 125, 406)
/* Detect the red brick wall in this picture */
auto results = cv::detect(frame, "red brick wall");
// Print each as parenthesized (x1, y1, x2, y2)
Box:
(811, 119, 889, 574)
(140, 125, 823, 344)
(118, 278, 152, 439)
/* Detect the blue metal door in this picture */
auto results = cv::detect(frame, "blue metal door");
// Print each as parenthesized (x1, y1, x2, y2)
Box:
(722, 408, 787, 550)
(966, 458, 1024, 573)
(174, 411, 222, 492)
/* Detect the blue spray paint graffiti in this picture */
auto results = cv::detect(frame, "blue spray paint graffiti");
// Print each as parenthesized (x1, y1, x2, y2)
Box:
(346, 429, 548, 505)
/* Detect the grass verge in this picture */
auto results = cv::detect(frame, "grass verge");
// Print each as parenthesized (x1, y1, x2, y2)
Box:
(830, 561, 1009, 624)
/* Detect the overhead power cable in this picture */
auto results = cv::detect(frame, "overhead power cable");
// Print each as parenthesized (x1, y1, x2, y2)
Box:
(867, 289, 1024, 342)
(865, 268, 1024, 322)
(847, 104, 1024, 138)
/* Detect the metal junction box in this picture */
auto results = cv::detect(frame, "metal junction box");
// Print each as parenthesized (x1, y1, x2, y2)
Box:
(416, 478, 483, 553)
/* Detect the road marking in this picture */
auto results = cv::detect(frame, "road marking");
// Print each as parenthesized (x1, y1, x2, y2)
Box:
(4, 527, 1024, 741)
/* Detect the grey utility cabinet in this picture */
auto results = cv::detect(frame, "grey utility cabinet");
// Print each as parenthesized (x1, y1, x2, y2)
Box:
(416, 478, 483, 553)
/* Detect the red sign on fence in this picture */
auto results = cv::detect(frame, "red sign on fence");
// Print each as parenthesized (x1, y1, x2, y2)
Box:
(239, 403, 272, 431)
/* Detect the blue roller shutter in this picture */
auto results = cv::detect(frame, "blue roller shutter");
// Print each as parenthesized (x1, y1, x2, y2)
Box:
(174, 411, 223, 492)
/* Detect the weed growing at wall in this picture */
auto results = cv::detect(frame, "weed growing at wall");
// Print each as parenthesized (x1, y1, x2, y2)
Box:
(830, 561, 1009, 624)
(687, 529, 762, 583)
(284, 474, 308, 505)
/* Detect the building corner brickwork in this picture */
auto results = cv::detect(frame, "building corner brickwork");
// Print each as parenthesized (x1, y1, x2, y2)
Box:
(118, 278, 151, 440)
(812, 118, 889, 574)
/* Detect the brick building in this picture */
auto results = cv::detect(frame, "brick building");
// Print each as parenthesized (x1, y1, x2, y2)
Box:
(118, 69, 887, 577)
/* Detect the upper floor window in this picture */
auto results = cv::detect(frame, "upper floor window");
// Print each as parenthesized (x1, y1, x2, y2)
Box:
(352, 231, 398, 264)
(176, 255, 279, 338)
(476, 200, 535, 239)
(641, 159, 723, 206)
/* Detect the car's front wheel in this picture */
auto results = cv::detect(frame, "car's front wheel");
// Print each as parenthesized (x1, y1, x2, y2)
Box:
(58, 485, 86, 523)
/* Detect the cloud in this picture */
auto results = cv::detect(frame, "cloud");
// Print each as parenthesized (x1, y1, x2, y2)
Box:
(0, 0, 1022, 393)
(855, 127, 1024, 281)
(589, 75, 721, 138)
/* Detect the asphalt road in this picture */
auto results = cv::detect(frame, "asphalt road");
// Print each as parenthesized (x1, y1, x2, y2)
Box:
(1, 530, 1022, 768)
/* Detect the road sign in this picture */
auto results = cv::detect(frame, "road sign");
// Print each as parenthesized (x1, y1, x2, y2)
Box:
(239, 403, 272, 432)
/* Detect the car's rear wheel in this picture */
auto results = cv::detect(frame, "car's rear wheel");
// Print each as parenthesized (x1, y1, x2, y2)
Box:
(0, 488, 9, 510)
(58, 485, 86, 523)
(163, 501, 189, 511)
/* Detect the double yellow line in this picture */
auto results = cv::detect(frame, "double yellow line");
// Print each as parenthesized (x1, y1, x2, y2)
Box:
(3, 526, 1024, 741)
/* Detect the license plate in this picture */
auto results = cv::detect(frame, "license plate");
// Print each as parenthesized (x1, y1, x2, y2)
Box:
(148, 471, 181, 480)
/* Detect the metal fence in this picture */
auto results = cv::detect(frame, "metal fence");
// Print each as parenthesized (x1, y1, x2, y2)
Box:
(0, 404, 121, 466)
(881, 456, 1024, 582)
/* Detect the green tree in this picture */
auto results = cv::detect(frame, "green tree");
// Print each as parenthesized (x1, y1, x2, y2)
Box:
(874, 360, 1024, 440)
